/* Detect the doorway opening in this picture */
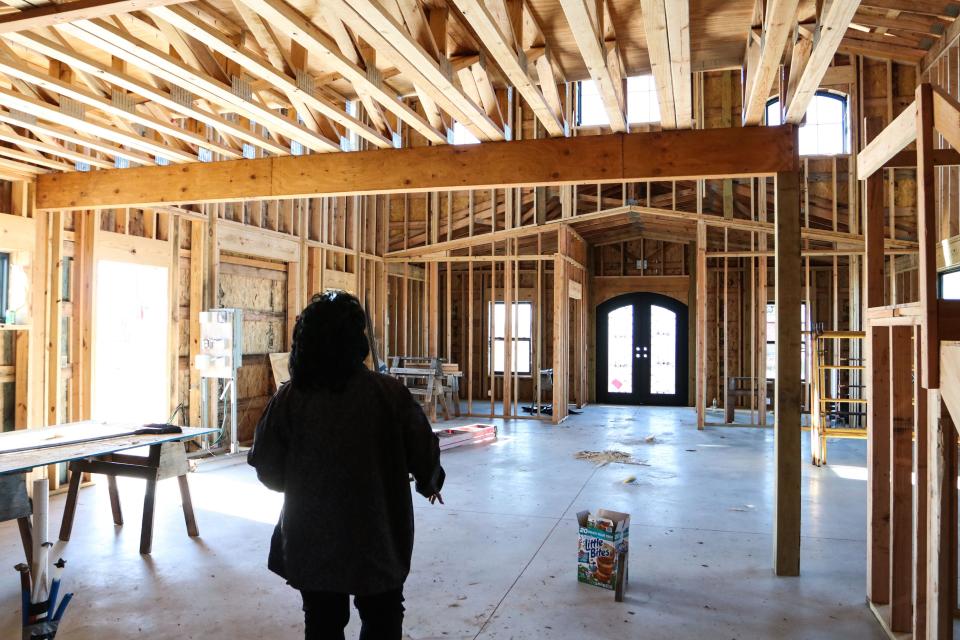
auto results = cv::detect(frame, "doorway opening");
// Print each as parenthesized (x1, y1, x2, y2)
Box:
(92, 260, 169, 424)
(596, 292, 688, 405)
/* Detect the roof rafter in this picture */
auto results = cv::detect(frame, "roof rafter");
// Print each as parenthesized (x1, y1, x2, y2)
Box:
(331, 0, 505, 141)
(149, 5, 392, 149)
(741, 0, 801, 126)
(640, 0, 692, 129)
(0, 51, 241, 159)
(785, 0, 862, 123)
(0, 85, 193, 162)
(451, 0, 565, 136)
(2, 30, 284, 155)
(0, 108, 154, 165)
(0, 0, 189, 34)
(559, 0, 626, 132)
(234, 0, 447, 144)
(57, 18, 341, 153)
(0, 123, 114, 169)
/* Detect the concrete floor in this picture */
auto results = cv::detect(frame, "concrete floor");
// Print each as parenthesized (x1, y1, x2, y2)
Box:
(0, 405, 885, 640)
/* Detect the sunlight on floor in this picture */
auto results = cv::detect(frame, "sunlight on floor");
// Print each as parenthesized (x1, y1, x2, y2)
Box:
(829, 465, 868, 482)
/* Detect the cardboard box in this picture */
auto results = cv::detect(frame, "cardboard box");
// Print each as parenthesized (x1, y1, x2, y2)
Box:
(577, 509, 630, 592)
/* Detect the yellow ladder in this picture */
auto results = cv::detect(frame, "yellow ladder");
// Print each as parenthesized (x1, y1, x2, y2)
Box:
(811, 330, 866, 466)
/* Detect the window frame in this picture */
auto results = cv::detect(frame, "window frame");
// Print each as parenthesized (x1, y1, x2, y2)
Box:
(490, 300, 533, 375)
(577, 76, 662, 127)
(765, 301, 808, 382)
(765, 90, 850, 156)
(940, 266, 960, 300)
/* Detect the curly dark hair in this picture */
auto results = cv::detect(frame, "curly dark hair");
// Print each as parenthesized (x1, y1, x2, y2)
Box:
(288, 291, 370, 391)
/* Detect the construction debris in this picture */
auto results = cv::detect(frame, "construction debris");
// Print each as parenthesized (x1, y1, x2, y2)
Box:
(574, 450, 646, 466)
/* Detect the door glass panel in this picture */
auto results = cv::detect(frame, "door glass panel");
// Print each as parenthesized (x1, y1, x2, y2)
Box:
(607, 305, 633, 393)
(649, 305, 676, 395)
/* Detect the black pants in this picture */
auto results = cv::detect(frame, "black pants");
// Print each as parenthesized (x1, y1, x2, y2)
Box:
(301, 589, 404, 640)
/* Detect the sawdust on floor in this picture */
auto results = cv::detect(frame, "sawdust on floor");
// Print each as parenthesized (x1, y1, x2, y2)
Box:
(573, 450, 647, 466)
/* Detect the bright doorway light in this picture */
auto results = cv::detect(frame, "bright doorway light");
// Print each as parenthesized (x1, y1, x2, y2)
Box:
(93, 260, 169, 425)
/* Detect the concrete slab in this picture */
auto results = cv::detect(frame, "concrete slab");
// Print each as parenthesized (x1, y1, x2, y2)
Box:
(0, 405, 884, 639)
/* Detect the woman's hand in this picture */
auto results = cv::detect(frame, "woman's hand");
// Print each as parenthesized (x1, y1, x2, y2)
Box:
(428, 493, 444, 505)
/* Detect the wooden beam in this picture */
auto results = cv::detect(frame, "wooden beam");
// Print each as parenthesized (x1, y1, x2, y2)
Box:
(868, 325, 892, 604)
(3, 31, 282, 155)
(664, 0, 691, 128)
(925, 386, 955, 638)
(59, 19, 339, 153)
(0, 108, 152, 166)
(560, 0, 627, 131)
(0, 53, 239, 160)
(856, 101, 918, 178)
(932, 84, 960, 156)
(742, 0, 801, 125)
(333, 0, 504, 141)
(0, 124, 112, 170)
(913, 326, 929, 639)
(451, 0, 565, 136)
(152, 6, 391, 149)
(695, 219, 706, 429)
(888, 325, 913, 632)
(861, 0, 957, 17)
(917, 84, 938, 389)
(774, 168, 801, 576)
(0, 86, 189, 163)
(36, 126, 800, 210)
(0, 0, 189, 33)
(639, 0, 692, 128)
(785, 0, 863, 124)
(234, 0, 442, 143)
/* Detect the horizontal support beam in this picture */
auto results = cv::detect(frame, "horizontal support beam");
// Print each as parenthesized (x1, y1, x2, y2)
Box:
(857, 101, 918, 178)
(36, 125, 799, 210)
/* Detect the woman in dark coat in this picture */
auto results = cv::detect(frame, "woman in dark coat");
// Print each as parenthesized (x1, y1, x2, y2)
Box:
(248, 291, 445, 640)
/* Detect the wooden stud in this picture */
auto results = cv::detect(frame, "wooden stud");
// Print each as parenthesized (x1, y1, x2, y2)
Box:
(867, 324, 891, 605)
(916, 84, 938, 389)
(888, 325, 913, 632)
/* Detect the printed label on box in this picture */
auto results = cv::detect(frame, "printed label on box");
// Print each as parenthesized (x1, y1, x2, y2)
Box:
(577, 509, 629, 591)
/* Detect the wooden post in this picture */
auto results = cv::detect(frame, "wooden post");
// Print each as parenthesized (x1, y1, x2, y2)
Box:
(428, 262, 439, 358)
(773, 168, 801, 577)
(188, 221, 204, 427)
(863, 126, 885, 310)
(28, 194, 47, 431)
(867, 324, 892, 604)
(46, 211, 63, 427)
(888, 325, 913, 632)
(913, 325, 928, 639)
(916, 84, 937, 389)
(695, 220, 706, 430)
(502, 257, 513, 416)
(167, 216, 180, 419)
(552, 252, 567, 424)
(926, 389, 955, 639)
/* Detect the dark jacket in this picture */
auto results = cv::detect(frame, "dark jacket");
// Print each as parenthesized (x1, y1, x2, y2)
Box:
(248, 368, 445, 595)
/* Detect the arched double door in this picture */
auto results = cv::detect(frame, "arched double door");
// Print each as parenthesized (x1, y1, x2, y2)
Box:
(596, 292, 688, 406)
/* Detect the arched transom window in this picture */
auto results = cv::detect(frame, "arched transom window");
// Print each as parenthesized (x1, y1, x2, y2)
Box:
(766, 91, 849, 156)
